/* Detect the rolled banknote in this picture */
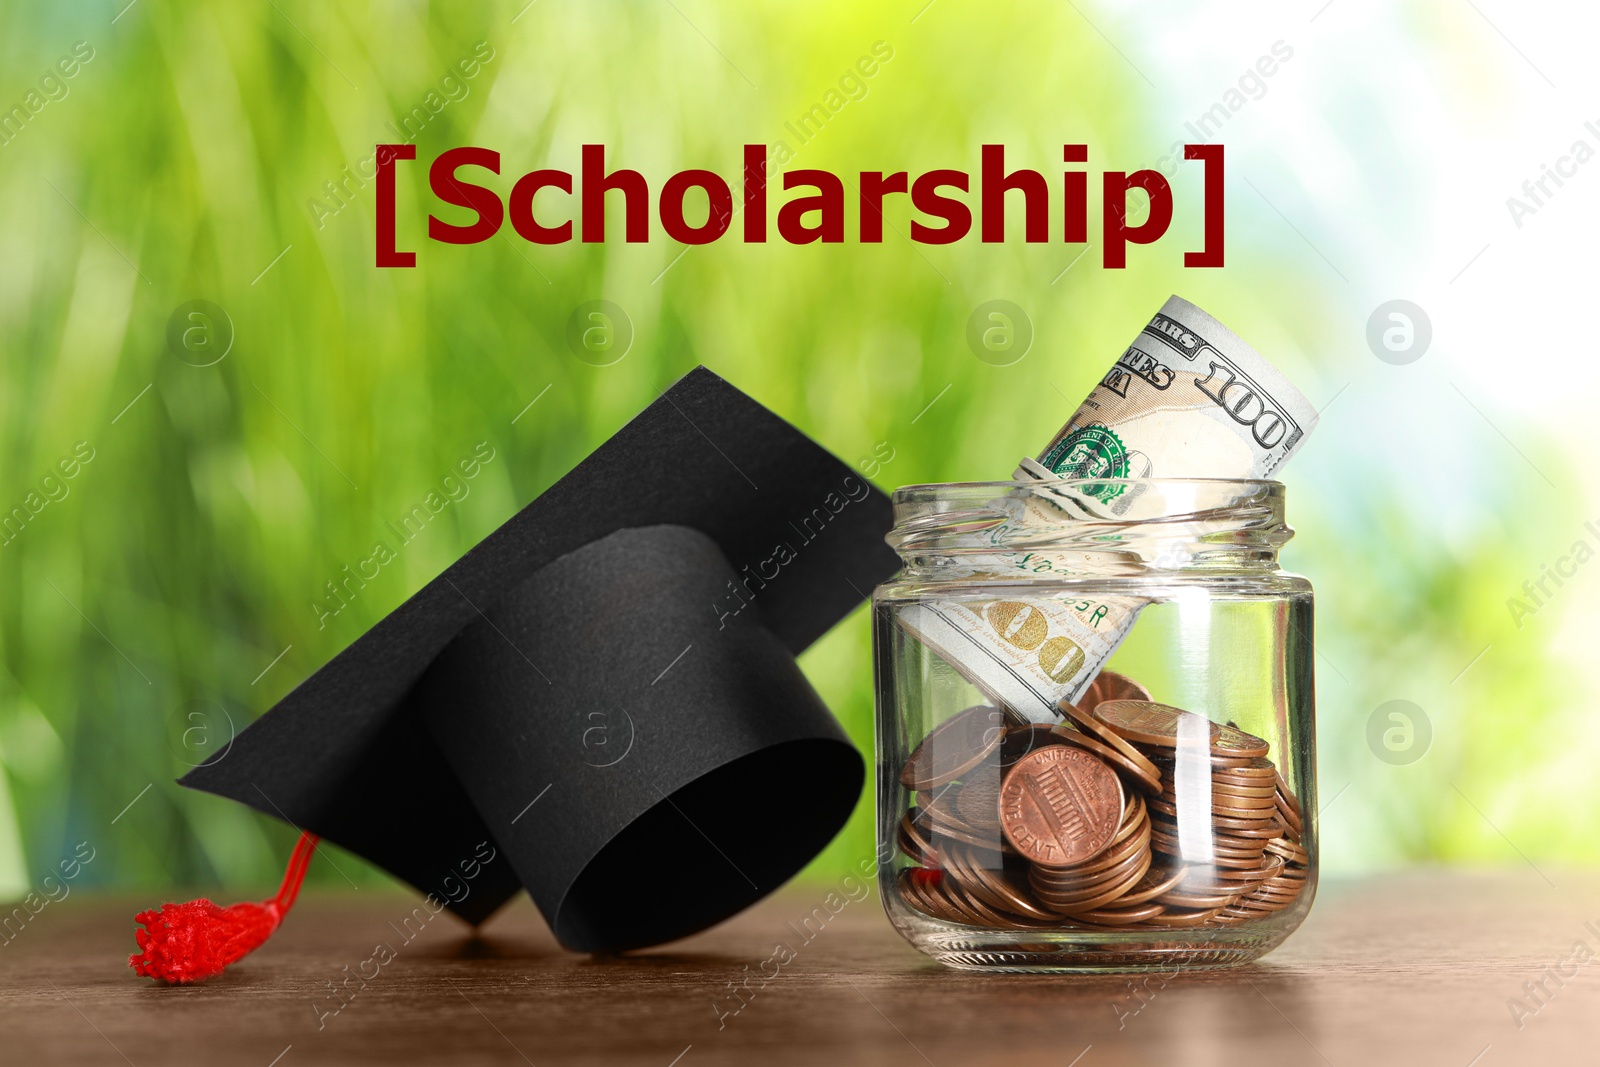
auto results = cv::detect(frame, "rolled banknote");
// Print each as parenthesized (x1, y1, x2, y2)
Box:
(898, 296, 1318, 723)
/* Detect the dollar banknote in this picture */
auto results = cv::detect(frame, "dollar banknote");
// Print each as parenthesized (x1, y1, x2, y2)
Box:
(899, 296, 1319, 723)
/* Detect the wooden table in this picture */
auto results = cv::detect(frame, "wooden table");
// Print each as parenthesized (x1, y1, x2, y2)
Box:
(2, 872, 1592, 1065)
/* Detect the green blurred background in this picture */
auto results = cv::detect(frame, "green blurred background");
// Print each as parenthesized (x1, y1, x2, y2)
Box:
(1, 0, 1588, 902)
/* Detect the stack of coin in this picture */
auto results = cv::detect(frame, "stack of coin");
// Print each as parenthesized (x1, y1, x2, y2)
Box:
(894, 673, 1311, 932)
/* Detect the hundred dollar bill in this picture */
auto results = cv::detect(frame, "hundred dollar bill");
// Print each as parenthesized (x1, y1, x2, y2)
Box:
(900, 296, 1319, 723)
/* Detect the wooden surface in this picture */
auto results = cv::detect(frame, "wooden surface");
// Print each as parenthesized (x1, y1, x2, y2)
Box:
(2, 872, 1594, 1066)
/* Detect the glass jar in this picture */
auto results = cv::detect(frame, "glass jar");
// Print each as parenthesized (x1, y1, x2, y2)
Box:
(873, 478, 1315, 972)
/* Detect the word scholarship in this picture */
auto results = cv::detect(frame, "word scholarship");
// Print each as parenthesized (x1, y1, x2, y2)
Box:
(374, 143, 1225, 269)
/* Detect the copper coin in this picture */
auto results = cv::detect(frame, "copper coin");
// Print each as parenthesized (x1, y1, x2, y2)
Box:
(999, 746, 1124, 866)
(1138, 907, 1222, 928)
(953, 753, 1004, 831)
(939, 878, 1014, 927)
(1029, 817, 1149, 886)
(1211, 829, 1277, 852)
(915, 798, 1003, 851)
(916, 786, 979, 834)
(944, 846, 1058, 922)
(1265, 837, 1310, 866)
(1211, 722, 1271, 759)
(1211, 756, 1278, 779)
(1209, 777, 1277, 797)
(1276, 793, 1304, 836)
(1211, 853, 1286, 883)
(898, 811, 942, 865)
(1041, 851, 1153, 914)
(900, 705, 1008, 790)
(1070, 900, 1167, 925)
(897, 868, 951, 920)
(1093, 700, 1221, 748)
(1057, 700, 1163, 781)
(1275, 771, 1304, 810)
(1210, 817, 1288, 840)
(1079, 669, 1154, 709)
(1113, 864, 1190, 907)
(1001, 723, 1065, 768)
(1032, 832, 1150, 897)
(1155, 887, 1240, 910)
(1148, 829, 1263, 862)
(1051, 726, 1163, 796)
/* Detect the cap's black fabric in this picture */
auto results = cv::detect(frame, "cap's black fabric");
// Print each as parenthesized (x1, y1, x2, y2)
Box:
(181, 367, 898, 945)
(420, 524, 864, 951)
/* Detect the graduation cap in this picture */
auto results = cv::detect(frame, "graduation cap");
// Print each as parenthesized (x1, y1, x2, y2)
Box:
(136, 366, 897, 976)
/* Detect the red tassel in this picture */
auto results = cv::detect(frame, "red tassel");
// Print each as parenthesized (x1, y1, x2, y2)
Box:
(130, 831, 319, 984)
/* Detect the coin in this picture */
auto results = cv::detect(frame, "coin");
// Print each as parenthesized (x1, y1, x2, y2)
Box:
(1038, 851, 1153, 914)
(953, 753, 1004, 831)
(1275, 791, 1304, 836)
(1070, 900, 1167, 924)
(898, 810, 942, 865)
(1211, 722, 1271, 758)
(1265, 837, 1310, 866)
(1051, 725, 1163, 796)
(1001, 723, 1064, 768)
(999, 745, 1125, 866)
(1208, 779, 1278, 799)
(1138, 907, 1222, 928)
(943, 845, 1059, 922)
(900, 705, 1008, 790)
(1056, 701, 1163, 782)
(1031, 835, 1149, 896)
(1113, 864, 1190, 907)
(1092, 700, 1222, 748)
(1079, 670, 1153, 710)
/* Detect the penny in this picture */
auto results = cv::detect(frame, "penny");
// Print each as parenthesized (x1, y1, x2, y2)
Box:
(945, 847, 1059, 921)
(1211, 756, 1278, 779)
(1070, 900, 1167, 925)
(1211, 853, 1286, 883)
(916, 801, 1003, 851)
(1205, 851, 1278, 871)
(897, 811, 942, 866)
(1148, 830, 1262, 862)
(1138, 906, 1223, 928)
(1114, 864, 1190, 907)
(1001, 723, 1065, 768)
(1265, 837, 1310, 866)
(940, 878, 1014, 927)
(1154, 887, 1239, 910)
(1032, 833, 1149, 896)
(953, 753, 1004, 831)
(1079, 670, 1155, 710)
(1210, 818, 1288, 840)
(916, 787, 980, 834)
(1208, 779, 1278, 799)
(1042, 851, 1153, 914)
(1093, 700, 1222, 748)
(1275, 771, 1304, 811)
(1211, 722, 1271, 759)
(1051, 726, 1163, 796)
(1057, 700, 1163, 781)
(1275, 792, 1305, 836)
(930, 879, 990, 927)
(900, 705, 1008, 790)
(1182, 795, 1279, 816)
(999, 745, 1125, 866)
(1211, 829, 1277, 852)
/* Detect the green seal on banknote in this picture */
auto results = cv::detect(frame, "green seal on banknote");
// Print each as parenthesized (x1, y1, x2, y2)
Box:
(1039, 423, 1129, 502)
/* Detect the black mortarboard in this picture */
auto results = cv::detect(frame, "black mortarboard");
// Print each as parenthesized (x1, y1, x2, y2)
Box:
(181, 367, 898, 952)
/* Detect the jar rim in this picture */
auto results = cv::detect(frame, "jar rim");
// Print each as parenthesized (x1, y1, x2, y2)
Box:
(892, 477, 1285, 497)
(885, 477, 1292, 570)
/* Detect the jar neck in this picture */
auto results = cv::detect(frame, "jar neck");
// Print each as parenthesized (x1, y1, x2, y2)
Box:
(886, 479, 1292, 579)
